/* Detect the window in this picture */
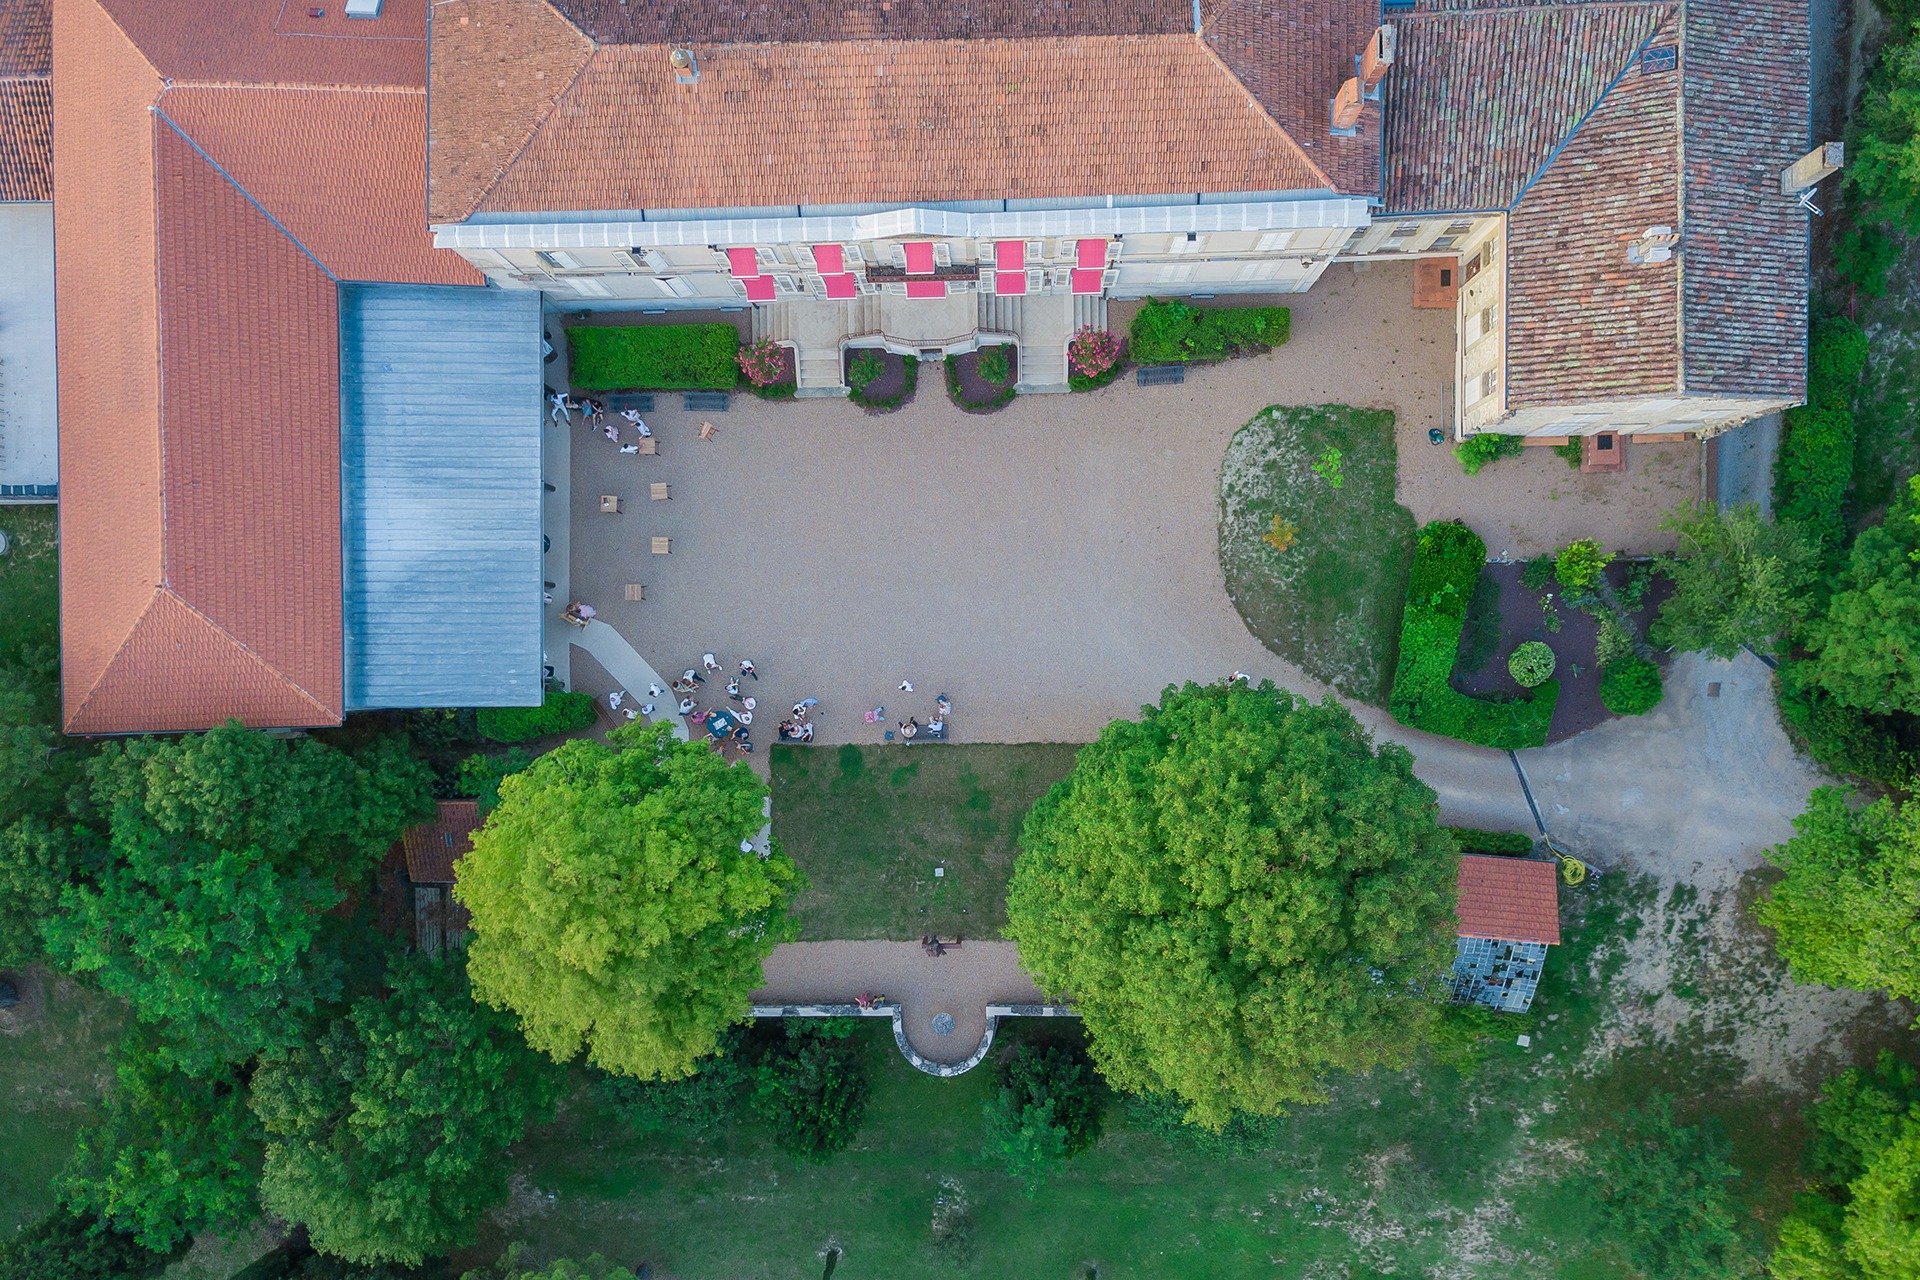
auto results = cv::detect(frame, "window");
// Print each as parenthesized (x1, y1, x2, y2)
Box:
(1474, 307, 1499, 340)
(567, 276, 612, 297)
(537, 250, 584, 270)
(1171, 231, 1202, 254)
(1255, 231, 1294, 252)
(1472, 369, 1501, 403)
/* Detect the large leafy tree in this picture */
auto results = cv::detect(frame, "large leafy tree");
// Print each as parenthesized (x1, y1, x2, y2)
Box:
(1756, 788, 1920, 1001)
(1005, 682, 1458, 1129)
(0, 653, 95, 966)
(457, 721, 798, 1080)
(41, 724, 434, 1071)
(1850, 40, 1920, 233)
(1806, 478, 1920, 717)
(1583, 1095, 1758, 1279)
(1651, 501, 1821, 658)
(61, 1035, 263, 1251)
(0, 1204, 187, 1280)
(1774, 1053, 1920, 1280)
(251, 954, 559, 1266)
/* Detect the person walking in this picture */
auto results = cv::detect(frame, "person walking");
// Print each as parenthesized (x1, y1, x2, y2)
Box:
(739, 659, 758, 680)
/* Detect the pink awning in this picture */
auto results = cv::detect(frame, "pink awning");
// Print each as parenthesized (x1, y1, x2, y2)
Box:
(903, 242, 936, 274)
(1075, 239, 1108, 269)
(905, 279, 947, 299)
(742, 275, 777, 302)
(995, 241, 1024, 270)
(812, 244, 844, 274)
(1070, 268, 1105, 295)
(726, 247, 761, 278)
(994, 271, 1028, 296)
(822, 273, 858, 299)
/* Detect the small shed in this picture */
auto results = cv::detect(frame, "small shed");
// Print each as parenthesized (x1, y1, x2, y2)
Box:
(1450, 855, 1562, 1013)
(402, 800, 481, 954)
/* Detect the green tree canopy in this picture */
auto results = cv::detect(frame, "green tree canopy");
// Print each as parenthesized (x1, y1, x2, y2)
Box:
(457, 721, 798, 1080)
(1756, 788, 1920, 1002)
(61, 1035, 263, 1251)
(1584, 1095, 1758, 1279)
(251, 954, 560, 1266)
(1005, 682, 1458, 1130)
(0, 1205, 187, 1280)
(1773, 1053, 1920, 1280)
(1849, 40, 1920, 233)
(1651, 501, 1821, 658)
(1806, 480, 1920, 717)
(41, 725, 433, 1070)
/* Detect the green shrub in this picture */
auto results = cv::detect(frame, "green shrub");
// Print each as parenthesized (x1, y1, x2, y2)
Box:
(598, 1028, 747, 1139)
(1777, 657, 1919, 789)
(1553, 538, 1613, 589)
(1128, 299, 1290, 364)
(945, 353, 1016, 412)
(982, 1043, 1107, 1195)
(566, 325, 739, 390)
(1067, 326, 1123, 390)
(848, 353, 917, 411)
(847, 349, 884, 393)
(1520, 555, 1556, 591)
(476, 690, 595, 743)
(0, 1205, 186, 1280)
(1426, 1002, 1534, 1076)
(1809, 317, 1869, 406)
(1775, 406, 1855, 553)
(1507, 641, 1557, 688)
(1551, 440, 1583, 469)
(976, 345, 1011, 386)
(1443, 826, 1536, 855)
(1600, 657, 1665, 716)
(455, 748, 533, 810)
(751, 1020, 870, 1162)
(1456, 433, 1526, 476)
(1124, 1092, 1282, 1156)
(1837, 224, 1901, 298)
(1389, 522, 1557, 748)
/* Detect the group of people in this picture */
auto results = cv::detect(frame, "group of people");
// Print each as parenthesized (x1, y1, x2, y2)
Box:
(548, 390, 652, 454)
(864, 687, 952, 742)
(920, 934, 962, 957)
(661, 653, 765, 754)
(777, 697, 820, 742)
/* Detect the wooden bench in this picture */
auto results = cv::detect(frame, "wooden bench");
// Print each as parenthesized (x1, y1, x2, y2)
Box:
(1137, 364, 1187, 387)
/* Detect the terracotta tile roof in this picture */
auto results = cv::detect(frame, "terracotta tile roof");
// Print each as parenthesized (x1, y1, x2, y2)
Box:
(92, 0, 426, 86)
(402, 800, 481, 883)
(0, 0, 51, 201)
(1680, 0, 1808, 399)
(1383, 3, 1667, 212)
(1202, 0, 1380, 196)
(1456, 855, 1561, 946)
(447, 32, 1333, 220)
(1506, 15, 1683, 407)
(550, 0, 1192, 44)
(54, 0, 481, 734)
(0, 0, 49, 78)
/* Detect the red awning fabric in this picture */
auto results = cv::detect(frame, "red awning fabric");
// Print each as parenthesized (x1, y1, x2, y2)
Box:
(726, 247, 760, 278)
(905, 279, 947, 299)
(1070, 268, 1105, 295)
(995, 241, 1024, 270)
(1076, 238, 1108, 269)
(811, 244, 844, 274)
(742, 275, 777, 302)
(822, 273, 858, 299)
(994, 270, 1028, 296)
(903, 242, 936, 274)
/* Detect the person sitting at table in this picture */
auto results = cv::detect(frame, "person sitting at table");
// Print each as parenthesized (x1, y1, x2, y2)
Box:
(898, 717, 919, 740)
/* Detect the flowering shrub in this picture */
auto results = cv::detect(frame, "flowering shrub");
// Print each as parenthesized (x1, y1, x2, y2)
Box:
(735, 338, 789, 387)
(1067, 327, 1121, 379)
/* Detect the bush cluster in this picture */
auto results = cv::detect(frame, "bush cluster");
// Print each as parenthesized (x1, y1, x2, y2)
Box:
(1553, 538, 1613, 590)
(565, 325, 740, 390)
(847, 352, 917, 411)
(1599, 656, 1664, 716)
(1455, 433, 1526, 476)
(1507, 641, 1557, 688)
(1388, 522, 1557, 748)
(750, 1021, 871, 1161)
(982, 1043, 1107, 1194)
(1776, 318, 1866, 554)
(734, 338, 790, 389)
(1128, 299, 1290, 364)
(1442, 826, 1536, 855)
(1067, 325, 1123, 389)
(476, 690, 596, 744)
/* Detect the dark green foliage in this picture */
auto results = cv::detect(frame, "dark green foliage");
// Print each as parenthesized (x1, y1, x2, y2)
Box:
(1389, 523, 1557, 748)
(1067, 361, 1125, 392)
(1457, 571, 1502, 675)
(1776, 658, 1919, 789)
(455, 749, 534, 811)
(847, 350, 884, 393)
(975, 345, 1010, 386)
(0, 817, 93, 969)
(1520, 555, 1556, 591)
(1442, 826, 1535, 855)
(1652, 502, 1822, 659)
(0, 1205, 186, 1280)
(1771, 1053, 1920, 1279)
(1838, 224, 1902, 297)
(1810, 318, 1871, 407)
(981, 1044, 1107, 1193)
(564, 325, 739, 390)
(598, 1027, 748, 1138)
(251, 954, 561, 1266)
(1551, 440, 1584, 469)
(62, 1036, 263, 1251)
(944, 354, 1016, 412)
(1127, 299, 1291, 364)
(751, 1020, 871, 1161)
(1848, 40, 1920, 233)
(476, 691, 595, 744)
(1123, 1092, 1282, 1156)
(1454, 433, 1525, 476)
(233, 1247, 449, 1280)
(847, 353, 917, 411)
(1777, 407, 1857, 553)
(1600, 656, 1665, 716)
(1424, 1002, 1530, 1076)
(1583, 1095, 1759, 1279)
(1804, 478, 1920, 716)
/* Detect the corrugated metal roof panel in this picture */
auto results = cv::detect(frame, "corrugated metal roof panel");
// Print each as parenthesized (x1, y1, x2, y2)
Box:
(339, 283, 544, 710)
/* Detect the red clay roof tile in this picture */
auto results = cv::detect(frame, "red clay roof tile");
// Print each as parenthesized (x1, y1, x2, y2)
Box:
(402, 800, 481, 883)
(1456, 855, 1560, 946)
(93, 0, 426, 86)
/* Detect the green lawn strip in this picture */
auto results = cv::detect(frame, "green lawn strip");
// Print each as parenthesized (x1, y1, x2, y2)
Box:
(565, 325, 740, 391)
(0, 974, 126, 1233)
(770, 743, 1078, 940)
(0, 505, 59, 670)
(1218, 404, 1415, 705)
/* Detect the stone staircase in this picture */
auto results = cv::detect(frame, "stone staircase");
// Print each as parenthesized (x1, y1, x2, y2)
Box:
(752, 297, 883, 396)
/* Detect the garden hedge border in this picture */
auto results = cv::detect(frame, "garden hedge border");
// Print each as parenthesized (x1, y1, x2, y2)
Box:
(566, 324, 740, 391)
(477, 690, 596, 743)
(1127, 299, 1291, 365)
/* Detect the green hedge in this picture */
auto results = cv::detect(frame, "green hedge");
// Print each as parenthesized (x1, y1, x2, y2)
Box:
(1443, 826, 1537, 856)
(1388, 521, 1558, 749)
(566, 325, 740, 390)
(477, 690, 596, 743)
(1128, 299, 1290, 365)
(1776, 318, 1867, 554)
(1808, 316, 1868, 407)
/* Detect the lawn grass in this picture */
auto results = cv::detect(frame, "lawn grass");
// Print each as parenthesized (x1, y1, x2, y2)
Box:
(0, 504, 60, 671)
(1218, 404, 1415, 705)
(475, 872, 1866, 1278)
(0, 972, 126, 1234)
(769, 743, 1078, 940)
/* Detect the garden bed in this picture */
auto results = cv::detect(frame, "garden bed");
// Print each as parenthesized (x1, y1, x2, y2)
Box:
(845, 349, 918, 412)
(741, 344, 797, 400)
(565, 324, 740, 390)
(1128, 299, 1290, 365)
(945, 346, 1018, 412)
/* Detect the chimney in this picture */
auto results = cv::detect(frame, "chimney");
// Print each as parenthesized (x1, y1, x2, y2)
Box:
(1330, 77, 1363, 135)
(1360, 25, 1396, 99)
(671, 48, 699, 84)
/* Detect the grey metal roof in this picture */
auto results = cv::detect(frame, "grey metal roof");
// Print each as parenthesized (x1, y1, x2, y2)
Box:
(339, 284, 544, 710)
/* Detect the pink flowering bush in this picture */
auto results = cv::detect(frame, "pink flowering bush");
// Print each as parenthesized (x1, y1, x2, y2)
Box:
(736, 338, 789, 387)
(1067, 326, 1121, 380)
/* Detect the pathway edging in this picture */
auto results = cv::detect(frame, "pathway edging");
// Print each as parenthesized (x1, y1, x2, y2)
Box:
(750, 1001, 1077, 1076)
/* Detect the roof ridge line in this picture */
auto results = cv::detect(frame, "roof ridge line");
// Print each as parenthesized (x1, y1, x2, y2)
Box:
(62, 585, 166, 732)
(1190, 32, 1337, 192)
(78, 0, 161, 83)
(156, 79, 426, 94)
(156, 587, 341, 720)
(150, 105, 341, 284)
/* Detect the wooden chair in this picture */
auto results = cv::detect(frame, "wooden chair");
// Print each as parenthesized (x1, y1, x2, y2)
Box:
(651, 537, 671, 555)
(698, 421, 717, 441)
(650, 482, 670, 501)
(634, 437, 658, 456)
(623, 584, 645, 601)
(599, 494, 621, 514)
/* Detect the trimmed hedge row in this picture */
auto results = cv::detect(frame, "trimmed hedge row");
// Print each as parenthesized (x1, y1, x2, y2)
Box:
(1775, 318, 1867, 553)
(1128, 299, 1290, 365)
(1388, 521, 1558, 749)
(478, 690, 596, 743)
(1443, 826, 1537, 855)
(566, 324, 741, 390)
